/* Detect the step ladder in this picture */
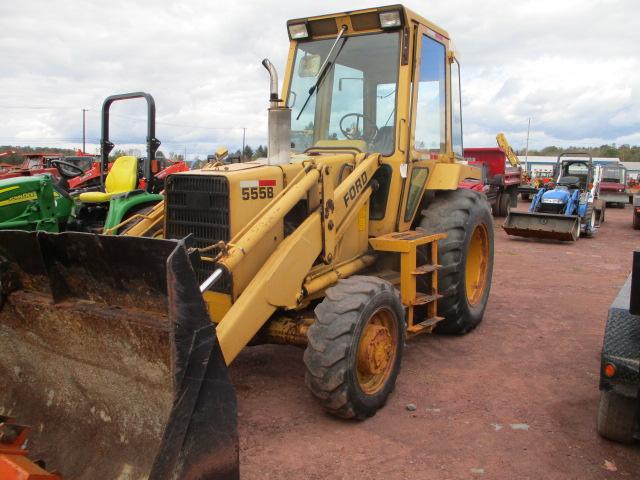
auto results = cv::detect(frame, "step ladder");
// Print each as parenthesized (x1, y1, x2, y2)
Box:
(369, 230, 446, 336)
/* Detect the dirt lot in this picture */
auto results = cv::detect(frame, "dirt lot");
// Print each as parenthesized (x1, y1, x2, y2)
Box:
(232, 202, 640, 479)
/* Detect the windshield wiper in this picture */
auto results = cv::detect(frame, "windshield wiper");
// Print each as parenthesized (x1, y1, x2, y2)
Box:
(296, 26, 348, 121)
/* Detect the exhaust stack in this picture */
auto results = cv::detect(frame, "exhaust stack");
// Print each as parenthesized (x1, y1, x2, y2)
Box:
(262, 58, 291, 165)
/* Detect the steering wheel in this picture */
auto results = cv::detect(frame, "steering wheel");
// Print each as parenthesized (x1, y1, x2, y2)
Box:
(50, 159, 85, 179)
(339, 113, 378, 142)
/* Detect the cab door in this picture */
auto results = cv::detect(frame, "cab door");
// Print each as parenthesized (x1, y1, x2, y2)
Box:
(397, 24, 460, 231)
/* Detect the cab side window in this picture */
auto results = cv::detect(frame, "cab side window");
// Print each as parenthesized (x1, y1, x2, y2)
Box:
(414, 35, 446, 154)
(451, 60, 463, 157)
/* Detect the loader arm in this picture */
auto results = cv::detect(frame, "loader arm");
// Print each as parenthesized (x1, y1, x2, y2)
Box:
(213, 154, 380, 363)
(496, 133, 521, 168)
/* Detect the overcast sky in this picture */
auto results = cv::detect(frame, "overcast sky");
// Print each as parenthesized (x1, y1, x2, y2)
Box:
(1, 0, 638, 159)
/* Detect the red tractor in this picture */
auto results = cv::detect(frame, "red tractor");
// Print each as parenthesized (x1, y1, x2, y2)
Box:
(0, 153, 62, 181)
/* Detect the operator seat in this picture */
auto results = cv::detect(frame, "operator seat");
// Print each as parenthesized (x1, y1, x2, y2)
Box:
(78, 156, 138, 203)
(372, 126, 394, 155)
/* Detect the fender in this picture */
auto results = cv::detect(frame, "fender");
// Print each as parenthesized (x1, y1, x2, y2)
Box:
(104, 192, 164, 231)
(599, 274, 640, 398)
(425, 163, 482, 191)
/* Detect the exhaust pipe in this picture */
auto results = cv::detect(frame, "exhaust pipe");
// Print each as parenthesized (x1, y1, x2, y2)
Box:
(262, 58, 291, 165)
(262, 59, 279, 108)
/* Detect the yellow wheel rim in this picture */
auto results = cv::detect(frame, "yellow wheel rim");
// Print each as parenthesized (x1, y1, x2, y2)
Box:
(465, 223, 490, 306)
(356, 307, 398, 395)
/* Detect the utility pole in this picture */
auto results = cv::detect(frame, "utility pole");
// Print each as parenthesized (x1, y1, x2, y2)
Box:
(525, 117, 531, 173)
(242, 127, 246, 161)
(82, 108, 88, 153)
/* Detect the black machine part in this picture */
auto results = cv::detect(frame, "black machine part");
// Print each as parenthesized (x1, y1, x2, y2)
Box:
(599, 250, 640, 400)
(0, 231, 239, 479)
(556, 176, 581, 188)
(555, 152, 594, 187)
(100, 92, 161, 193)
(50, 159, 85, 179)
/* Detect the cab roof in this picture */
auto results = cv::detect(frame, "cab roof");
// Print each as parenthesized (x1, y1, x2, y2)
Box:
(287, 5, 450, 41)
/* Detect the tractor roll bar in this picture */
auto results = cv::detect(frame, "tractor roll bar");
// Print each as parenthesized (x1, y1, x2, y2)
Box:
(100, 92, 160, 192)
(555, 151, 594, 184)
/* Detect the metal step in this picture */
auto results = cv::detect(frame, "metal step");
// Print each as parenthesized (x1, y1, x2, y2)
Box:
(412, 264, 441, 275)
(410, 292, 443, 306)
(407, 316, 444, 333)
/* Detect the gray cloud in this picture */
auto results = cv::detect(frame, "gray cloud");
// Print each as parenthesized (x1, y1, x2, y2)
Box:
(1, 0, 638, 157)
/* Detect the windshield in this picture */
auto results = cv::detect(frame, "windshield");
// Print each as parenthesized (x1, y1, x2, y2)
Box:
(287, 32, 400, 155)
(601, 166, 625, 183)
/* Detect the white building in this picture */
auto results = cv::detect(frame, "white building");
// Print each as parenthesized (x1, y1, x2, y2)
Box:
(517, 155, 620, 176)
(620, 161, 640, 180)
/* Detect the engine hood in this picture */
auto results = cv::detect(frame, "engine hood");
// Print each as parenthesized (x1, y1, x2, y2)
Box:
(542, 188, 570, 203)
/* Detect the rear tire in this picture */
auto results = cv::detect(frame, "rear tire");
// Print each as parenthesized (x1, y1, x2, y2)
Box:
(597, 390, 638, 444)
(417, 189, 494, 334)
(304, 276, 405, 419)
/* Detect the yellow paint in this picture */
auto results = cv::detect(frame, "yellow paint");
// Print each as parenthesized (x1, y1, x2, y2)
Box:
(0, 185, 20, 195)
(79, 156, 138, 203)
(204, 291, 233, 323)
(465, 223, 490, 306)
(425, 163, 482, 190)
(358, 206, 366, 231)
(369, 230, 446, 334)
(0, 191, 37, 207)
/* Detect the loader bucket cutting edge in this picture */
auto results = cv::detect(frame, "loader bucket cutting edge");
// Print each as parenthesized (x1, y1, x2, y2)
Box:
(502, 211, 579, 241)
(0, 230, 238, 480)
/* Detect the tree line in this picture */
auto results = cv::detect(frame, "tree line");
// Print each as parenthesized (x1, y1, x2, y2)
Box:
(4, 143, 640, 166)
(516, 144, 640, 162)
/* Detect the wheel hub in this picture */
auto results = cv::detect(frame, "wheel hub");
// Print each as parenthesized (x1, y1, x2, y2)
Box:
(357, 324, 392, 376)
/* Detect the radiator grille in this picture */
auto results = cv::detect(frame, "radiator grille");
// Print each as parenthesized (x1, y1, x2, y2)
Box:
(165, 174, 231, 289)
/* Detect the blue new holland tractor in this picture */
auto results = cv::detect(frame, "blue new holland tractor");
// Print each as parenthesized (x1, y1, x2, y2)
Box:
(503, 152, 605, 241)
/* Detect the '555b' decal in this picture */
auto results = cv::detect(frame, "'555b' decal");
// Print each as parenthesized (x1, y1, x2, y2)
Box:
(240, 179, 276, 200)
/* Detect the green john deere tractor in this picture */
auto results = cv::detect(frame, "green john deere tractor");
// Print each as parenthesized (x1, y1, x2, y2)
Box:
(0, 92, 164, 234)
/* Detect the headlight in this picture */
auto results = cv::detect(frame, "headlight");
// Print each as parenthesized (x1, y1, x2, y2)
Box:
(541, 198, 564, 204)
(379, 10, 402, 28)
(288, 22, 309, 40)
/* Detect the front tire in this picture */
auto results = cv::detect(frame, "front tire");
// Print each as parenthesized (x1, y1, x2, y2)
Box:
(597, 390, 638, 444)
(417, 189, 494, 334)
(304, 276, 405, 419)
(583, 206, 597, 237)
(499, 192, 511, 217)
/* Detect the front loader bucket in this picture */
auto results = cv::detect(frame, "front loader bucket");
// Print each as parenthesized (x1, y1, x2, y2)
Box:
(502, 211, 580, 241)
(0, 231, 238, 479)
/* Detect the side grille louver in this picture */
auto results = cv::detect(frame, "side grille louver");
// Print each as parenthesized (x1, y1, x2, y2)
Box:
(165, 175, 231, 290)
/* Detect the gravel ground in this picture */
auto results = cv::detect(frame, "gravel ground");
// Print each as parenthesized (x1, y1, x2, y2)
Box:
(232, 201, 640, 479)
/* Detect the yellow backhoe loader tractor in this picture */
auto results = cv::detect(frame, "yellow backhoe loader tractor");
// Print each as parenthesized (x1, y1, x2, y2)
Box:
(0, 5, 494, 479)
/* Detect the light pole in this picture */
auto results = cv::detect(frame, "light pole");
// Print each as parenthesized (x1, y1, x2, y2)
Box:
(82, 108, 88, 153)
(525, 117, 531, 173)
(241, 127, 246, 161)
